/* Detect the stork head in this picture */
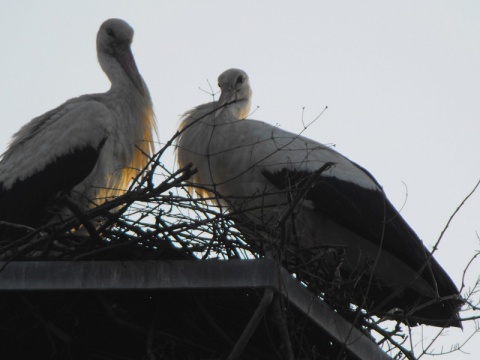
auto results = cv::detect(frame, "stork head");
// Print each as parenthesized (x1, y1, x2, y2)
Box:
(97, 18, 146, 96)
(217, 68, 252, 119)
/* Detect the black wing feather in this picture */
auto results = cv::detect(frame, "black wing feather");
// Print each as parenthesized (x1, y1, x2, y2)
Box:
(262, 167, 462, 326)
(0, 139, 106, 238)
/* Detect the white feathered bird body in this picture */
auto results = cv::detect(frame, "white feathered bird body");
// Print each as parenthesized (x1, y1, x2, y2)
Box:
(0, 19, 156, 232)
(176, 68, 462, 327)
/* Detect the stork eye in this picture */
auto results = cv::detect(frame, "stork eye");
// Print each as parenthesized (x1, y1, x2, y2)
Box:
(236, 75, 245, 85)
(106, 28, 115, 37)
(218, 82, 221, 88)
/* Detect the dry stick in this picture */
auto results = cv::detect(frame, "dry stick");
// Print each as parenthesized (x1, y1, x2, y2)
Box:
(72, 181, 242, 260)
(337, 187, 391, 360)
(434, 179, 480, 254)
(0, 221, 35, 232)
(33, 164, 194, 240)
(375, 322, 404, 347)
(275, 163, 334, 276)
(421, 327, 480, 357)
(0, 224, 45, 255)
(271, 165, 335, 359)
(363, 320, 415, 360)
(335, 188, 413, 358)
(95, 164, 195, 213)
(61, 194, 102, 243)
(155, 216, 195, 255)
(402, 179, 480, 360)
(460, 243, 480, 293)
(1, 164, 195, 262)
(69, 164, 195, 232)
(276, 162, 335, 227)
(71, 231, 147, 260)
(373, 179, 480, 321)
(461, 294, 480, 314)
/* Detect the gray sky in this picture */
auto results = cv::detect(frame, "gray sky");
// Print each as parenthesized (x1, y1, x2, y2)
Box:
(1, 1, 479, 357)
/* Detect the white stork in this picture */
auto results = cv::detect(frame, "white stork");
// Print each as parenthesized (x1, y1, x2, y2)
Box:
(0, 19, 156, 238)
(176, 68, 462, 327)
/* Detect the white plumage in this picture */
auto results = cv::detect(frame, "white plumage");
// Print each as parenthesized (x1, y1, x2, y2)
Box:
(176, 68, 461, 327)
(0, 19, 156, 235)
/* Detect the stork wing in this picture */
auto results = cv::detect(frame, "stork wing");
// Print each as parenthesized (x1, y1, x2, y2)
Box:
(261, 164, 462, 326)
(262, 166, 421, 262)
(0, 141, 105, 229)
(0, 99, 111, 232)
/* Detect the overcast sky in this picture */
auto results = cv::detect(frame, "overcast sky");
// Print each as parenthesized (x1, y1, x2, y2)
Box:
(1, 1, 479, 357)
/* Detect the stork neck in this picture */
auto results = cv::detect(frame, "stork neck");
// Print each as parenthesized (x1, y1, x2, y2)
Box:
(221, 98, 251, 120)
(98, 52, 144, 99)
(181, 98, 250, 136)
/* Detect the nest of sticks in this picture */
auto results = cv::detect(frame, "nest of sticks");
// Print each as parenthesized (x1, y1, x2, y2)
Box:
(0, 146, 446, 360)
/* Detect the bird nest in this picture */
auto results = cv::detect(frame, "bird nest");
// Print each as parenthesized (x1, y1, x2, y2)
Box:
(0, 145, 473, 360)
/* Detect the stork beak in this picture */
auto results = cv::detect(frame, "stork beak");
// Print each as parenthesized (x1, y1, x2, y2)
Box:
(116, 47, 146, 97)
(218, 87, 234, 106)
